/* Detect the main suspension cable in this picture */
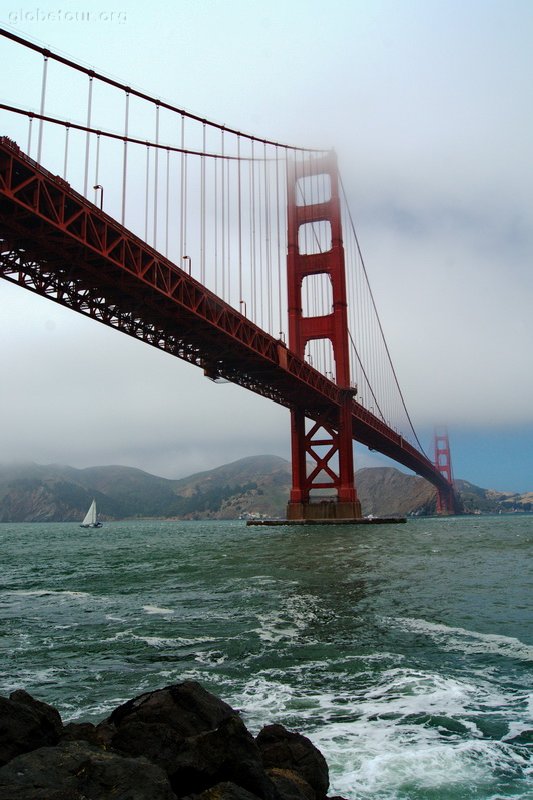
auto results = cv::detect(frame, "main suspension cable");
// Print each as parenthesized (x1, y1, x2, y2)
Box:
(0, 27, 324, 155)
(340, 175, 428, 456)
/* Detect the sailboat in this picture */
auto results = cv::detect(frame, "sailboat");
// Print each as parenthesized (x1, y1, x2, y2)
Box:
(80, 499, 103, 529)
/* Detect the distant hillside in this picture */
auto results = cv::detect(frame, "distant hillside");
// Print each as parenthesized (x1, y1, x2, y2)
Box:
(170, 455, 292, 519)
(0, 457, 530, 522)
(355, 467, 436, 517)
(0, 456, 291, 522)
(455, 479, 533, 514)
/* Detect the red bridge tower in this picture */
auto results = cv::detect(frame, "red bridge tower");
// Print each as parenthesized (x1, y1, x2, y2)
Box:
(286, 153, 361, 521)
(434, 428, 458, 514)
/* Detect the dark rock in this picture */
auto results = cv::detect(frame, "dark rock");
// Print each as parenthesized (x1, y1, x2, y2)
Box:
(103, 680, 242, 793)
(106, 680, 236, 736)
(168, 715, 276, 800)
(109, 689, 276, 800)
(0, 691, 63, 767)
(0, 684, 335, 800)
(194, 781, 263, 800)
(256, 725, 329, 800)
(110, 719, 186, 778)
(60, 721, 101, 746)
(91, 719, 115, 749)
(8, 690, 63, 736)
(0, 740, 176, 799)
(266, 768, 315, 800)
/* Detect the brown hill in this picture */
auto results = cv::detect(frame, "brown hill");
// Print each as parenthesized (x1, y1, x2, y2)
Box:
(171, 454, 291, 519)
(355, 467, 436, 516)
(0, 456, 292, 522)
(0, 458, 530, 522)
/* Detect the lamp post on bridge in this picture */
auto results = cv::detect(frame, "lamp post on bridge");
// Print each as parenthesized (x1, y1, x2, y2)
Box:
(93, 184, 104, 210)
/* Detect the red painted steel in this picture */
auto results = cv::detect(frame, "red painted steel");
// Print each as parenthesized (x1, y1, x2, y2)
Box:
(434, 429, 457, 514)
(286, 154, 360, 518)
(0, 136, 453, 501)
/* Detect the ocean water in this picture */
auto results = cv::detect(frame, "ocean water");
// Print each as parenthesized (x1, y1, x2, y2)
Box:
(0, 515, 532, 799)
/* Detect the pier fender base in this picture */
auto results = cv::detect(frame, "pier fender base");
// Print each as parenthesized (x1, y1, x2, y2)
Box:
(286, 500, 362, 521)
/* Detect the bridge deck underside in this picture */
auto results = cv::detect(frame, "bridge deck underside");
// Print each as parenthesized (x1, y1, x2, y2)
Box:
(0, 138, 448, 492)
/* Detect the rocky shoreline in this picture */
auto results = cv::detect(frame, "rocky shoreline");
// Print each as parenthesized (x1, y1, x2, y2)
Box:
(0, 681, 346, 800)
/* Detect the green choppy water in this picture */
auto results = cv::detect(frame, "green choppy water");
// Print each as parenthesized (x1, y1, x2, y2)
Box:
(1, 515, 532, 799)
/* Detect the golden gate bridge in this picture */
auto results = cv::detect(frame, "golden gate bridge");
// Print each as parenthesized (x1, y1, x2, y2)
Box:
(0, 28, 457, 519)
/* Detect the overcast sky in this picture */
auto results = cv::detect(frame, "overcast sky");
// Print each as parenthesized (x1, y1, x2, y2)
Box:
(1, 0, 532, 491)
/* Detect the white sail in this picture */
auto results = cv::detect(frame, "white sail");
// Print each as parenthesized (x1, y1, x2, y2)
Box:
(81, 499, 97, 527)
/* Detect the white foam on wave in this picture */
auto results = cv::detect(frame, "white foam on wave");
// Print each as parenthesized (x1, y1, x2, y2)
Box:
(352, 664, 531, 739)
(226, 665, 533, 799)
(104, 629, 216, 649)
(249, 575, 279, 586)
(136, 635, 180, 648)
(384, 616, 533, 662)
(253, 594, 325, 644)
(502, 684, 533, 744)
(8, 589, 91, 599)
(326, 735, 513, 799)
(0, 666, 63, 697)
(142, 604, 175, 615)
(65, 695, 132, 724)
(231, 676, 303, 721)
(253, 613, 302, 644)
(194, 650, 228, 665)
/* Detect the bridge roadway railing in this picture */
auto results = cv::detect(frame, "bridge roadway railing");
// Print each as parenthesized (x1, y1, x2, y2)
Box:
(0, 136, 448, 494)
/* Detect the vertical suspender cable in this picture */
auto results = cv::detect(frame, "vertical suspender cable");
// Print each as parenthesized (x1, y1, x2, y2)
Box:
(373, 301, 383, 419)
(257, 147, 264, 329)
(358, 246, 368, 399)
(94, 133, 101, 201)
(237, 136, 243, 312)
(275, 146, 283, 338)
(343, 198, 352, 377)
(165, 148, 170, 257)
(83, 74, 93, 197)
(201, 122, 206, 283)
(346, 207, 360, 391)
(367, 284, 375, 410)
(371, 313, 380, 417)
(363, 280, 372, 405)
(183, 152, 188, 262)
(257, 146, 263, 330)
(63, 125, 70, 180)
(250, 141, 256, 322)
(144, 144, 150, 242)
(221, 128, 225, 299)
(153, 104, 160, 249)
(264, 143, 272, 335)
(180, 114, 185, 258)
(214, 146, 218, 294)
(226, 152, 231, 306)
(37, 54, 48, 163)
(121, 91, 129, 226)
